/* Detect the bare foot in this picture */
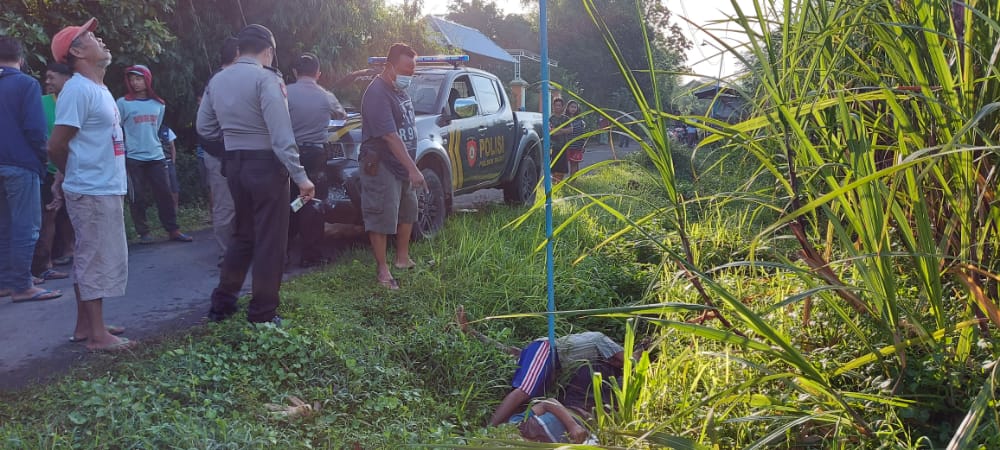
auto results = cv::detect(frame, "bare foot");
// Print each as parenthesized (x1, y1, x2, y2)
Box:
(394, 259, 416, 270)
(87, 335, 135, 353)
(70, 325, 126, 343)
(377, 277, 400, 290)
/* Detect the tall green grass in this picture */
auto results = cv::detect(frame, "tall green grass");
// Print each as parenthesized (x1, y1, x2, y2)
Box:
(514, 0, 1000, 447)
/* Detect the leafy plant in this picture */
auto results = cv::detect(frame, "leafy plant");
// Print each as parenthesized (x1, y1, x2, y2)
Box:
(506, 0, 1000, 447)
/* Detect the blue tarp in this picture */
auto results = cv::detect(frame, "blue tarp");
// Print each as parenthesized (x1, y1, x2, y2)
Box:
(426, 16, 516, 63)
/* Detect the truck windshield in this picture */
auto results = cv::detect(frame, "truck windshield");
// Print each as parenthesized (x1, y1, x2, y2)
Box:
(406, 74, 445, 115)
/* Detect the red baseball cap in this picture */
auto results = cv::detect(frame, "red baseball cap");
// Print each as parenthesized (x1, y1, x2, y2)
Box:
(51, 18, 98, 64)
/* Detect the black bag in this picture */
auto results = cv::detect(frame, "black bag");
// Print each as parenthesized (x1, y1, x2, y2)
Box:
(198, 135, 225, 158)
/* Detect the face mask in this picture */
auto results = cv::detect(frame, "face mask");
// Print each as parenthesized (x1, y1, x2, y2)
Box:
(394, 75, 412, 90)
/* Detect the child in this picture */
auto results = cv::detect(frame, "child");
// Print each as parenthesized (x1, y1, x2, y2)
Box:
(565, 100, 587, 176)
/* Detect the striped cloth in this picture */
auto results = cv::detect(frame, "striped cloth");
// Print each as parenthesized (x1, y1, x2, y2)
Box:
(567, 118, 587, 150)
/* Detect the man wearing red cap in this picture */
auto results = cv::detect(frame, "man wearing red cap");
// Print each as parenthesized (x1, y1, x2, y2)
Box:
(116, 64, 192, 244)
(47, 18, 134, 352)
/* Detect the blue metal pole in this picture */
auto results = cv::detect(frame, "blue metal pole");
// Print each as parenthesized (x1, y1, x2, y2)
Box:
(539, 0, 557, 364)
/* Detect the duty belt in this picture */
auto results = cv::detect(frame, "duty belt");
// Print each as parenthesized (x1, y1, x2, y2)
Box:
(224, 150, 274, 160)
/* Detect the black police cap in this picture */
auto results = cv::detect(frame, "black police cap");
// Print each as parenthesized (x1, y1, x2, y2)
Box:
(238, 24, 276, 49)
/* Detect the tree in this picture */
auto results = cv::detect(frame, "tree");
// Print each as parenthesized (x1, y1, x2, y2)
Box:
(1, 0, 435, 137)
(445, 0, 689, 112)
(544, 0, 689, 109)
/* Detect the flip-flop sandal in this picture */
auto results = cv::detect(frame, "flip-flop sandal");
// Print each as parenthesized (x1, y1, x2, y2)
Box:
(0, 290, 10, 297)
(40, 269, 70, 280)
(53, 255, 73, 266)
(32, 277, 45, 285)
(69, 326, 126, 342)
(11, 289, 62, 303)
(88, 337, 136, 353)
(169, 232, 194, 242)
(393, 261, 416, 270)
(378, 278, 400, 290)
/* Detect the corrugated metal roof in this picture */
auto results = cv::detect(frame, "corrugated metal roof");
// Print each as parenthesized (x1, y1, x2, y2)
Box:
(425, 15, 515, 63)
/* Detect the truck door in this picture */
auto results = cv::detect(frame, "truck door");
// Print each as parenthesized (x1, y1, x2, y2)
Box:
(464, 75, 509, 185)
(441, 75, 477, 191)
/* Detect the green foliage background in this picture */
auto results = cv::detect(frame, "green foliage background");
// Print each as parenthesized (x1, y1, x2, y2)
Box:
(0, 0, 435, 143)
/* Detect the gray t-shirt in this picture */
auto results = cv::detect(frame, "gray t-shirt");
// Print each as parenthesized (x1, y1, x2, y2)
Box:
(360, 76, 416, 180)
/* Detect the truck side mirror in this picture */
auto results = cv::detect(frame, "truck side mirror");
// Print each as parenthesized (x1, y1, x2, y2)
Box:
(453, 97, 479, 119)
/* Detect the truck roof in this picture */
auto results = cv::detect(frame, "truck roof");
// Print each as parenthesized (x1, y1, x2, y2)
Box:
(414, 66, 495, 78)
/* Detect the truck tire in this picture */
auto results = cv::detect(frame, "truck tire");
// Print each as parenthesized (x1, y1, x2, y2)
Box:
(503, 154, 538, 204)
(414, 167, 446, 240)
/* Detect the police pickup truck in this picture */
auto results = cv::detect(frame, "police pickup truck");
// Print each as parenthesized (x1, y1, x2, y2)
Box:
(321, 55, 544, 238)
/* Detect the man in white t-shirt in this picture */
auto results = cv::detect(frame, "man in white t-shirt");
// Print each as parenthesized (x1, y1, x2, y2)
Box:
(47, 18, 134, 352)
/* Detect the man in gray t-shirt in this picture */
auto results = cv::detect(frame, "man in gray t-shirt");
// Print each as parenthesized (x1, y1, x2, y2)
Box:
(359, 43, 426, 290)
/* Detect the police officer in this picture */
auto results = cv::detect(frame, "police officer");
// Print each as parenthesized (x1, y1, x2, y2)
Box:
(197, 24, 314, 325)
(286, 52, 346, 267)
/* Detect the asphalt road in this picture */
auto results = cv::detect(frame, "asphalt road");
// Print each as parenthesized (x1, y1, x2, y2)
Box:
(0, 140, 636, 391)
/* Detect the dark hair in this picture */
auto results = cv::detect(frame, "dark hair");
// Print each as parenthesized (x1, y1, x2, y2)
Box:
(237, 24, 275, 55)
(386, 42, 416, 65)
(552, 97, 564, 106)
(0, 36, 23, 63)
(220, 37, 239, 66)
(294, 52, 320, 77)
(46, 62, 73, 76)
(238, 38, 270, 55)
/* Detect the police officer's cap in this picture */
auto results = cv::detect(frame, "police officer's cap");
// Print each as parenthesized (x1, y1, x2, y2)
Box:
(238, 24, 276, 49)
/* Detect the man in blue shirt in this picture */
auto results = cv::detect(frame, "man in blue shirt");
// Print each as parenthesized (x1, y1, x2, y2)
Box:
(117, 64, 192, 243)
(0, 36, 62, 302)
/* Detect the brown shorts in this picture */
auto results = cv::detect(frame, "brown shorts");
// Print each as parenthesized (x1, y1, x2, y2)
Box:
(64, 192, 128, 301)
(360, 160, 418, 234)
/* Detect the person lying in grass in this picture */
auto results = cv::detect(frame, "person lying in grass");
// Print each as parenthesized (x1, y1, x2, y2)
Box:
(510, 356, 624, 444)
(511, 397, 597, 444)
(454, 305, 632, 427)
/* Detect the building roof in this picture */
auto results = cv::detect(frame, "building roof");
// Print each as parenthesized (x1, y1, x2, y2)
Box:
(693, 83, 740, 99)
(425, 15, 515, 63)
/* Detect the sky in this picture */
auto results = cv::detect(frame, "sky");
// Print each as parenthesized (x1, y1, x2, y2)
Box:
(392, 0, 753, 79)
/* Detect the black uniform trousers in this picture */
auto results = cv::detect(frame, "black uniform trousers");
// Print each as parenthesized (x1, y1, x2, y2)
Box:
(126, 158, 179, 236)
(210, 150, 289, 323)
(288, 145, 326, 263)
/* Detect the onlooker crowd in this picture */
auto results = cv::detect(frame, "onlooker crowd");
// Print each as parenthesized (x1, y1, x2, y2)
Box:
(0, 21, 357, 346)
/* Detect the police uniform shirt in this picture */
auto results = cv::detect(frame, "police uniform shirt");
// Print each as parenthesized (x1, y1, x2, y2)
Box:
(196, 55, 307, 184)
(286, 77, 346, 146)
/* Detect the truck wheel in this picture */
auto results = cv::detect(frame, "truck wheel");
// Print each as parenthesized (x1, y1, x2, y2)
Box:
(414, 168, 446, 240)
(503, 154, 538, 204)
